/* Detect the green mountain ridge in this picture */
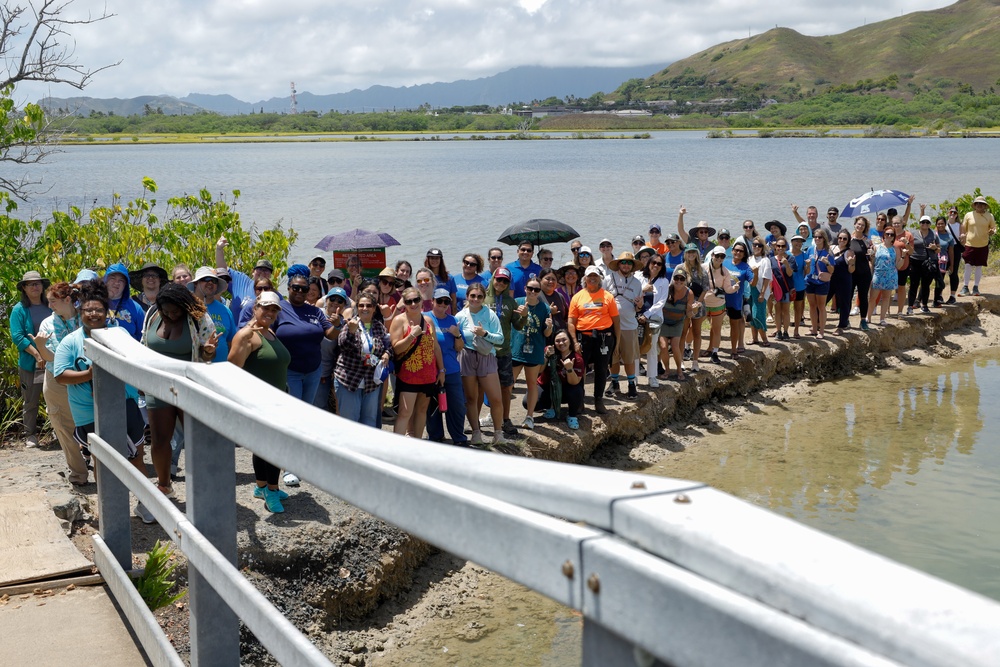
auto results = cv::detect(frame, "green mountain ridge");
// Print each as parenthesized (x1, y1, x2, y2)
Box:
(635, 0, 1000, 101)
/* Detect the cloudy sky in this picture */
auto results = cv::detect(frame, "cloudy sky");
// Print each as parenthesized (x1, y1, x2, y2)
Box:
(12, 0, 954, 104)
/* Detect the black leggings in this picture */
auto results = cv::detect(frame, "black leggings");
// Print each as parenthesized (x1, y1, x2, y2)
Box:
(851, 268, 872, 322)
(908, 261, 934, 308)
(578, 330, 615, 399)
(949, 241, 964, 292)
(252, 454, 280, 487)
(832, 278, 853, 328)
(537, 378, 585, 417)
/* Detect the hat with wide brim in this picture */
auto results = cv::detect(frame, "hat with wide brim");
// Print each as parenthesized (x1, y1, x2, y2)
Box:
(607, 251, 637, 272)
(129, 262, 169, 291)
(17, 270, 50, 292)
(556, 261, 580, 279)
(377, 266, 403, 288)
(764, 220, 788, 236)
(187, 266, 225, 291)
(634, 246, 656, 261)
(689, 221, 716, 237)
(973, 196, 989, 206)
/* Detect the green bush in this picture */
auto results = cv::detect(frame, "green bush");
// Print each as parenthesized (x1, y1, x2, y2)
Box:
(132, 540, 186, 611)
(1, 178, 296, 436)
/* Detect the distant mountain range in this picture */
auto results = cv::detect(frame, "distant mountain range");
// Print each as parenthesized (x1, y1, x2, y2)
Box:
(40, 64, 668, 116)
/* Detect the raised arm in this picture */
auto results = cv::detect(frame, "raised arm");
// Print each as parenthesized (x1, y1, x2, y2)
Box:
(677, 206, 690, 244)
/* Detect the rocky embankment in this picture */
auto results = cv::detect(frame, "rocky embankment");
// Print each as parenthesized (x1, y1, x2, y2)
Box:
(3, 285, 998, 665)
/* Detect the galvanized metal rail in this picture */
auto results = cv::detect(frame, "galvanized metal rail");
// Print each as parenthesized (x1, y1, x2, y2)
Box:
(85, 327, 1000, 667)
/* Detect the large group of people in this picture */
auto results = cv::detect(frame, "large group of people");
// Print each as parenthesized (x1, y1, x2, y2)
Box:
(8, 194, 996, 519)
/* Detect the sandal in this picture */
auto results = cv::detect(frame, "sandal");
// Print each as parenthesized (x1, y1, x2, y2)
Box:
(157, 483, 175, 499)
(760, 340, 770, 347)
(816, 332, 824, 340)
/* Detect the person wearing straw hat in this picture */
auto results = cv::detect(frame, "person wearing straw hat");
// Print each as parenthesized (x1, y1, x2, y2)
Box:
(10, 270, 52, 447)
(557, 261, 581, 301)
(130, 262, 169, 311)
(603, 252, 642, 399)
(960, 195, 996, 296)
(676, 206, 717, 259)
(763, 220, 788, 250)
(189, 266, 236, 362)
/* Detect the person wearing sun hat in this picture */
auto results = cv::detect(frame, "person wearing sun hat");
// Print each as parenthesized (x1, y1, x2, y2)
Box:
(603, 252, 643, 399)
(189, 266, 236, 362)
(763, 220, 788, 252)
(676, 205, 717, 259)
(104, 263, 146, 341)
(129, 261, 169, 311)
(10, 270, 52, 447)
(960, 194, 996, 296)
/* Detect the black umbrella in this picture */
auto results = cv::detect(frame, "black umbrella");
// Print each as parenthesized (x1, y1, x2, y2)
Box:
(497, 218, 580, 246)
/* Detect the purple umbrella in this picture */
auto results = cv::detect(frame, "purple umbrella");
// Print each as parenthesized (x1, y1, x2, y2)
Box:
(315, 228, 401, 252)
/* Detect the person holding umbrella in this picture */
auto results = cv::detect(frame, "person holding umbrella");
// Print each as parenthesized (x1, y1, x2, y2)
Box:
(505, 241, 541, 299)
(568, 266, 620, 414)
(960, 195, 996, 296)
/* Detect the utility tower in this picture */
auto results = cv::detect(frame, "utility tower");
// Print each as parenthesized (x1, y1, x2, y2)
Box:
(290, 81, 298, 115)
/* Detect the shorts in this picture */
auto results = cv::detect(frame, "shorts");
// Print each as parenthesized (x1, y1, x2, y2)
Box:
(963, 244, 989, 267)
(706, 304, 725, 317)
(496, 353, 514, 387)
(726, 306, 743, 320)
(805, 281, 831, 296)
(615, 329, 639, 361)
(460, 348, 499, 378)
(897, 270, 909, 287)
(794, 289, 805, 302)
(395, 377, 438, 398)
(772, 291, 790, 304)
(73, 397, 146, 460)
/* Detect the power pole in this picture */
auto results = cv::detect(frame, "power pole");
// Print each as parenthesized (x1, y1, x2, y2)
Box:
(290, 81, 298, 115)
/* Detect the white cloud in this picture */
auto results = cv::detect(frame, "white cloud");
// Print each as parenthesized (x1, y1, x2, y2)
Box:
(9, 0, 956, 104)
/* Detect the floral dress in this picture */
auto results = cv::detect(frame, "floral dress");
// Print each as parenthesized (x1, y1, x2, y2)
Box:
(872, 244, 897, 291)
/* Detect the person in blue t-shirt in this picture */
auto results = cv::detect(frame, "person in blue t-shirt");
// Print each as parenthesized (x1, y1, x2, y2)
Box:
(789, 234, 809, 338)
(451, 253, 486, 312)
(723, 241, 754, 357)
(662, 233, 685, 278)
(424, 288, 468, 446)
(424, 248, 457, 312)
(505, 241, 542, 299)
(190, 267, 236, 362)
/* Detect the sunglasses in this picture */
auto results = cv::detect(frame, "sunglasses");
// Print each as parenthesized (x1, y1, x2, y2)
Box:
(599, 244, 612, 248)
(403, 297, 421, 306)
(494, 277, 510, 283)
(743, 225, 754, 229)
(673, 275, 687, 282)
(697, 230, 710, 234)
(753, 243, 764, 248)
(518, 247, 533, 252)
(618, 261, 634, 266)
(649, 260, 664, 266)
(649, 230, 660, 234)
(289, 284, 309, 293)
(578, 253, 592, 258)
(356, 303, 375, 310)
(884, 233, 896, 237)
(310, 260, 326, 266)
(539, 256, 553, 262)
(434, 298, 451, 305)
(379, 278, 395, 285)
(416, 278, 432, 285)
(718, 235, 730, 240)
(489, 255, 503, 261)
(525, 286, 541, 293)
(732, 247, 746, 253)
(329, 277, 344, 284)
(254, 285, 269, 292)
(142, 272, 160, 279)
(467, 294, 484, 301)
(775, 245, 787, 249)
(463, 260, 478, 267)
(329, 298, 346, 305)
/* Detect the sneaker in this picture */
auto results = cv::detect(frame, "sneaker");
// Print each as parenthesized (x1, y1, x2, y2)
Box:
(626, 381, 638, 399)
(690, 361, 700, 372)
(946, 296, 956, 305)
(470, 430, 484, 445)
(492, 432, 509, 446)
(502, 419, 519, 437)
(961, 286, 971, 296)
(973, 286, 981, 296)
(648, 377, 660, 389)
(860, 319, 870, 331)
(134, 503, 155, 524)
(566, 416, 580, 430)
(933, 300, 943, 308)
(254, 485, 289, 501)
(25, 434, 38, 448)
(766, 315, 774, 324)
(683, 348, 692, 361)
(543, 409, 556, 419)
(604, 380, 620, 398)
(905, 306, 913, 315)
(850, 306, 860, 316)
(521, 416, 535, 430)
(479, 413, 493, 428)
(263, 487, 285, 513)
(283, 472, 300, 487)
(921, 306, 930, 314)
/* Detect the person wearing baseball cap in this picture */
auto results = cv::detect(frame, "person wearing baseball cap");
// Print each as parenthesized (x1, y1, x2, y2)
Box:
(308, 255, 329, 295)
(596, 239, 615, 272)
(479, 266, 524, 438)
(648, 224, 667, 255)
(424, 287, 469, 446)
(568, 265, 620, 414)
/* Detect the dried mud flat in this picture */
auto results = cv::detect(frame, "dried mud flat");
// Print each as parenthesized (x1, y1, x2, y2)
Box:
(2, 285, 999, 665)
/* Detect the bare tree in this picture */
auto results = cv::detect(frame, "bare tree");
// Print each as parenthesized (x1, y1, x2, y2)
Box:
(0, 0, 119, 199)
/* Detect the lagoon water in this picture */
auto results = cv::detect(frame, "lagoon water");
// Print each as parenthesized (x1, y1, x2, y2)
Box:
(28, 132, 1000, 268)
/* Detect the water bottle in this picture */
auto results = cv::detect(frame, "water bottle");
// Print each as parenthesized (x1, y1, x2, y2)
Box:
(938, 253, 948, 273)
(438, 389, 448, 413)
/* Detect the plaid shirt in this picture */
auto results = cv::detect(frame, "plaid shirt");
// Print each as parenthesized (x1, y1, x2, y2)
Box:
(334, 319, 390, 393)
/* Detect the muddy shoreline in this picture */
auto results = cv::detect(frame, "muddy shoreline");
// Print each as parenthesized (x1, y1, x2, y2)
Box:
(3, 285, 998, 665)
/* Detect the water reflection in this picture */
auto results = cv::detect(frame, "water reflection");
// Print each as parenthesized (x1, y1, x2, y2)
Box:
(647, 351, 1000, 600)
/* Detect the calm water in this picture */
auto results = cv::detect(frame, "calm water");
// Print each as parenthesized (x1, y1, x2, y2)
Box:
(28, 133, 1000, 268)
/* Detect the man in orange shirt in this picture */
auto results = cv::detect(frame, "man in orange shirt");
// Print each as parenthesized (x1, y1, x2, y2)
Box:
(568, 266, 621, 414)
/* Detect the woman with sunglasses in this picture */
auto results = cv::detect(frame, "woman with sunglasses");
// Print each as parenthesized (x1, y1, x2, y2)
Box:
(723, 242, 753, 356)
(768, 239, 796, 340)
(557, 262, 581, 301)
(662, 233, 684, 276)
(574, 246, 597, 274)
(229, 291, 291, 512)
(424, 289, 469, 446)
(830, 232, 857, 334)
(703, 246, 739, 360)
(425, 248, 457, 311)
(331, 292, 392, 428)
(681, 243, 708, 369)
(639, 253, 669, 385)
(453, 253, 486, 312)
(804, 232, 834, 338)
(315, 286, 348, 413)
(457, 282, 508, 445)
(414, 267, 437, 311)
(659, 267, 695, 381)
(510, 278, 553, 430)
(747, 237, 772, 346)
(868, 226, 904, 326)
(849, 216, 875, 330)
(390, 287, 445, 439)
(483, 268, 524, 438)
(375, 267, 402, 322)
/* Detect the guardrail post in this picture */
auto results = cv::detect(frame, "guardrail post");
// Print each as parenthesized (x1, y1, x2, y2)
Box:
(582, 618, 671, 667)
(184, 414, 239, 667)
(92, 364, 132, 571)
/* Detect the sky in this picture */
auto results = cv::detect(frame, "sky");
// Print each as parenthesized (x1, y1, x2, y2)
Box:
(11, 0, 956, 104)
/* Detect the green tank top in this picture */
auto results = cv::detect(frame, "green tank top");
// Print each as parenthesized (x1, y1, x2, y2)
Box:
(147, 313, 194, 362)
(242, 333, 290, 390)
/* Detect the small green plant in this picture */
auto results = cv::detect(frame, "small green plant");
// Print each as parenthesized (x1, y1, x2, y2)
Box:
(132, 540, 186, 611)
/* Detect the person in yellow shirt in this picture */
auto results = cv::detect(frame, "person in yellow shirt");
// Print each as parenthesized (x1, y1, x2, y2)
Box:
(568, 266, 620, 414)
(960, 195, 997, 296)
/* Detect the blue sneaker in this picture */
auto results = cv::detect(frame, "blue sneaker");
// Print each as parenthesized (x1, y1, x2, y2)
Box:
(263, 487, 285, 513)
(254, 485, 288, 501)
(543, 409, 556, 419)
(566, 416, 579, 430)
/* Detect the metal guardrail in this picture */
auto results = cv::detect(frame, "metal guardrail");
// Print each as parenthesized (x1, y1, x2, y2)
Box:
(85, 327, 1000, 667)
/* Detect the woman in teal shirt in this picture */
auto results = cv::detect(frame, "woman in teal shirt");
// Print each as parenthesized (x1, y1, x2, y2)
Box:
(9, 270, 51, 447)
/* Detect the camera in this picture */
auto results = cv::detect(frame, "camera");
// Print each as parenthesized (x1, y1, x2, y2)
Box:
(714, 287, 726, 298)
